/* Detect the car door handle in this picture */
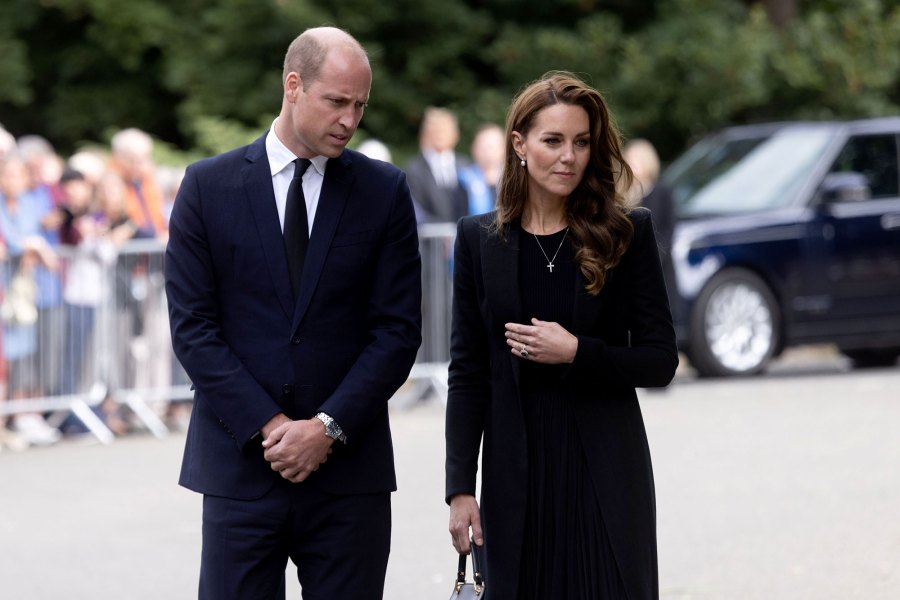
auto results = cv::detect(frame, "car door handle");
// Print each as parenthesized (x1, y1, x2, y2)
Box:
(881, 214, 900, 230)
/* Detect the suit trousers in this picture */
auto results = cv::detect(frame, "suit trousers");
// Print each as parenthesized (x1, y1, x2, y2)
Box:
(199, 478, 391, 600)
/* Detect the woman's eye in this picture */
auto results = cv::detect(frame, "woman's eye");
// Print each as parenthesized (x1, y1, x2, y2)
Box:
(576, 139, 590, 147)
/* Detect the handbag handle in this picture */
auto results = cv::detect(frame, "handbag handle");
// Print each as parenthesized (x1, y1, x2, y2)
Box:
(455, 539, 484, 594)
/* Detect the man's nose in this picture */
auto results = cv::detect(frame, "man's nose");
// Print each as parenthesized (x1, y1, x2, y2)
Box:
(339, 106, 361, 129)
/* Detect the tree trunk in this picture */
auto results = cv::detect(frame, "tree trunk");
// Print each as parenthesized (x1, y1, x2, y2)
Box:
(760, 0, 798, 28)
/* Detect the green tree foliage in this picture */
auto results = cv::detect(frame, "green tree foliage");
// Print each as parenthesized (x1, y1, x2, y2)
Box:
(0, 0, 897, 164)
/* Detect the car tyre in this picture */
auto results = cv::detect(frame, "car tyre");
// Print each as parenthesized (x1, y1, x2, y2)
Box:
(687, 268, 780, 377)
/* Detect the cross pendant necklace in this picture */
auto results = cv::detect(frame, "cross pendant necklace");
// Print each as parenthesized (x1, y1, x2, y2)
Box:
(531, 227, 569, 273)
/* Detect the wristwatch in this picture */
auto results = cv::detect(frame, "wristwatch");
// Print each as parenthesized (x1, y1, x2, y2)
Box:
(315, 412, 347, 443)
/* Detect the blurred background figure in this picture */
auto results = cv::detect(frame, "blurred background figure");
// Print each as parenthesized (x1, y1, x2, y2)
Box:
(17, 135, 65, 209)
(624, 138, 677, 321)
(95, 171, 138, 246)
(68, 148, 109, 188)
(18, 137, 67, 401)
(58, 168, 133, 435)
(57, 169, 101, 393)
(109, 129, 172, 418)
(155, 164, 184, 225)
(0, 126, 15, 160)
(0, 154, 61, 447)
(357, 138, 393, 163)
(405, 107, 471, 223)
(110, 128, 167, 240)
(458, 123, 505, 216)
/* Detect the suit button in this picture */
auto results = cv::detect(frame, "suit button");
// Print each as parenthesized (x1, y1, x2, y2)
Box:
(291, 336, 301, 345)
(282, 384, 293, 396)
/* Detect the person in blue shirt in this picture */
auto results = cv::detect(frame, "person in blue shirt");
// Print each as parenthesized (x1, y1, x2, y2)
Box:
(458, 123, 505, 216)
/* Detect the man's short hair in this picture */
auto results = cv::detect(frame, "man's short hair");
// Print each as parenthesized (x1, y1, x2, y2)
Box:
(282, 27, 368, 90)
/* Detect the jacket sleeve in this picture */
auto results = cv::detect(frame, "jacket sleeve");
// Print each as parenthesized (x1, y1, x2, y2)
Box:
(445, 217, 490, 503)
(165, 163, 283, 449)
(315, 170, 423, 442)
(563, 208, 679, 389)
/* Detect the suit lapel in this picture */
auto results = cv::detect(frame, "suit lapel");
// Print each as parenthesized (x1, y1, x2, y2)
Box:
(481, 223, 524, 386)
(242, 136, 294, 322)
(291, 153, 352, 332)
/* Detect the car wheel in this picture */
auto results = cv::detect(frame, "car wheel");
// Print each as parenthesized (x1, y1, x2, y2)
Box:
(687, 268, 780, 377)
(840, 347, 900, 369)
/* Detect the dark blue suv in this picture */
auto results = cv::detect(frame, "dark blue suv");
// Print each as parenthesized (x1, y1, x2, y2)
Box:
(663, 118, 900, 376)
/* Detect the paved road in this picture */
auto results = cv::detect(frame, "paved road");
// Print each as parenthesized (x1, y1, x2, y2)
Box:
(1, 348, 898, 599)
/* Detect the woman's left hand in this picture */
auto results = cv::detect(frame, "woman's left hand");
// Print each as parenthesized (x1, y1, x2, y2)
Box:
(505, 318, 578, 364)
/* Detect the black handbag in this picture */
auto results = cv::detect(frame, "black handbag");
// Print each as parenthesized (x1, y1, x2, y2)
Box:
(449, 541, 485, 599)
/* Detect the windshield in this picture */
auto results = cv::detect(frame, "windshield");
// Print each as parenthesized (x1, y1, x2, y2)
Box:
(669, 126, 836, 218)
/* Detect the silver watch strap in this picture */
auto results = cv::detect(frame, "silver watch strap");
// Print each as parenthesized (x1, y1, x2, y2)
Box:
(315, 412, 347, 443)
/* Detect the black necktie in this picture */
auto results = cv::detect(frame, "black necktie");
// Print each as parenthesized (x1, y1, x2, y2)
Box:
(284, 158, 311, 298)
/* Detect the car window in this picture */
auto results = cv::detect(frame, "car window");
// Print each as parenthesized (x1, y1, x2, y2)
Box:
(665, 135, 768, 209)
(828, 134, 900, 199)
(677, 127, 834, 217)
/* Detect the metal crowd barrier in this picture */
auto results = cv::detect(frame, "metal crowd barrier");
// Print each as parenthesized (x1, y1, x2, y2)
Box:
(1, 239, 188, 443)
(405, 222, 456, 404)
(0, 225, 456, 444)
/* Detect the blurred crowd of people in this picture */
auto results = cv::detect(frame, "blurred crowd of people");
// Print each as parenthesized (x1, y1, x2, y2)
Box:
(0, 109, 672, 452)
(0, 123, 180, 451)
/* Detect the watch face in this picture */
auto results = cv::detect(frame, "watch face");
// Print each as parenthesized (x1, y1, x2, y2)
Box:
(317, 414, 336, 438)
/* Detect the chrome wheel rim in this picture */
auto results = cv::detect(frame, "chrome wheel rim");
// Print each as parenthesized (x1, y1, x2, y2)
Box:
(704, 282, 773, 372)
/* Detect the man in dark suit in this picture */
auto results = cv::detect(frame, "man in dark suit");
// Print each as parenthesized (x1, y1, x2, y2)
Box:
(624, 139, 678, 322)
(165, 27, 422, 600)
(404, 107, 471, 223)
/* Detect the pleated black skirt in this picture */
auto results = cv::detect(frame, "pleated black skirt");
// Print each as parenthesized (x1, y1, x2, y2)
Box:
(516, 383, 627, 600)
(516, 226, 626, 599)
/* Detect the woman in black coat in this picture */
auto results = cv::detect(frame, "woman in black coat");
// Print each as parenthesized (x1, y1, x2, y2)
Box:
(446, 71, 678, 600)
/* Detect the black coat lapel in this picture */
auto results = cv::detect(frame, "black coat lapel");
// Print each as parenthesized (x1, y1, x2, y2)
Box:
(481, 223, 524, 385)
(242, 136, 294, 322)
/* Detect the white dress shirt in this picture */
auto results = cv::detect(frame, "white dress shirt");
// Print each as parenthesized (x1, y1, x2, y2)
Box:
(266, 119, 328, 235)
(424, 149, 457, 188)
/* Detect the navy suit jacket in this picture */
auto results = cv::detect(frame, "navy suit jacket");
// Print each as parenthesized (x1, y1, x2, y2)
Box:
(166, 133, 422, 500)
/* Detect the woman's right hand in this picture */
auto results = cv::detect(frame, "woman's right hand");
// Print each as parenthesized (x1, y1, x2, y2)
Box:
(449, 494, 483, 554)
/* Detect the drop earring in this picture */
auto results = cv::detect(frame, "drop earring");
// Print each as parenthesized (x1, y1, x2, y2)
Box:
(520, 158, 526, 167)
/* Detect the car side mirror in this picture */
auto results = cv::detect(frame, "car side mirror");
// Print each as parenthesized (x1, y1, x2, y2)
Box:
(819, 172, 870, 204)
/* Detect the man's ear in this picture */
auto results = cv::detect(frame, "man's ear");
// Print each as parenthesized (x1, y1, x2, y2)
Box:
(285, 72, 302, 101)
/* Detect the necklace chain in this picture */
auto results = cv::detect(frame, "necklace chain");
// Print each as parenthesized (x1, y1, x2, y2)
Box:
(531, 227, 569, 273)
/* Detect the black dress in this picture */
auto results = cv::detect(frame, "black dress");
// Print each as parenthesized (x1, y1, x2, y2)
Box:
(516, 225, 626, 599)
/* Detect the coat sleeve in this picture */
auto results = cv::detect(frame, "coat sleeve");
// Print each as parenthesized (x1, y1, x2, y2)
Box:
(165, 163, 283, 449)
(445, 217, 491, 503)
(563, 208, 679, 389)
(316, 170, 423, 442)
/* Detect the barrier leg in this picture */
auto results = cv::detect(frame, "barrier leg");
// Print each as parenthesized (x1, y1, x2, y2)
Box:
(122, 392, 170, 439)
(69, 399, 115, 445)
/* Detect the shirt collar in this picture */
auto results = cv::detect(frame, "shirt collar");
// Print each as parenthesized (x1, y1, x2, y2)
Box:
(266, 118, 328, 177)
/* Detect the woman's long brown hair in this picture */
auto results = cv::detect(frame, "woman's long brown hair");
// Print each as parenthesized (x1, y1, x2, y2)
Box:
(493, 71, 634, 295)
